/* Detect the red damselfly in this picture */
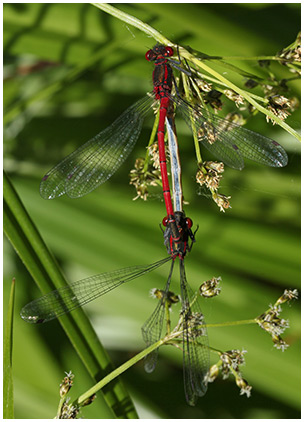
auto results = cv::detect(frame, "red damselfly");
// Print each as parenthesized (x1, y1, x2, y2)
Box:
(20, 209, 207, 405)
(40, 45, 288, 207)
(142, 211, 209, 406)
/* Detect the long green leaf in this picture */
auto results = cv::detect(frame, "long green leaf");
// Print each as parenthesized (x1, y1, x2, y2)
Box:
(3, 172, 138, 419)
(3, 278, 16, 419)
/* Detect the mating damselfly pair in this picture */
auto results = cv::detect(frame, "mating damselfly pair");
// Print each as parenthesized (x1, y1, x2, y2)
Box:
(21, 44, 288, 406)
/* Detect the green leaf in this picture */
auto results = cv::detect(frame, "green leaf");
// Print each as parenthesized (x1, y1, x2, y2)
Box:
(3, 172, 138, 419)
(3, 278, 16, 419)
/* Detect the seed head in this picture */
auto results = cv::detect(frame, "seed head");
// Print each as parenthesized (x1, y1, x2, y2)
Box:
(60, 371, 74, 398)
(199, 276, 221, 298)
(205, 364, 220, 383)
(224, 89, 244, 107)
(81, 394, 97, 407)
(236, 376, 252, 398)
(276, 289, 298, 305)
(129, 157, 161, 200)
(272, 334, 289, 351)
(212, 192, 232, 212)
(150, 288, 179, 307)
(60, 400, 79, 419)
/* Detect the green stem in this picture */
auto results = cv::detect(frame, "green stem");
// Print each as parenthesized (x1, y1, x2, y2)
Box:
(56, 396, 66, 419)
(220, 55, 283, 61)
(181, 72, 203, 168)
(3, 278, 15, 419)
(143, 108, 159, 172)
(180, 48, 300, 141)
(92, 3, 171, 46)
(75, 314, 258, 405)
(206, 319, 256, 328)
(76, 338, 164, 407)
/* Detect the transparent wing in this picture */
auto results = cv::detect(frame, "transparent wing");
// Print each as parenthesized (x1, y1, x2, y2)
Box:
(172, 95, 288, 170)
(40, 95, 155, 199)
(141, 301, 165, 373)
(179, 260, 209, 406)
(20, 257, 171, 323)
(141, 260, 174, 373)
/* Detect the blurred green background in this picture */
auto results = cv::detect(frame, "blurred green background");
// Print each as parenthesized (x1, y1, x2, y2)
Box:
(4, 3, 300, 419)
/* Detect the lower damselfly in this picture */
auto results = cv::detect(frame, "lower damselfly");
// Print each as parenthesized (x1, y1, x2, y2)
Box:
(142, 112, 209, 405)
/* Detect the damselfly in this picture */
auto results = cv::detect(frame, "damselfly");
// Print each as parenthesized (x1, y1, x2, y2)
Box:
(40, 45, 287, 204)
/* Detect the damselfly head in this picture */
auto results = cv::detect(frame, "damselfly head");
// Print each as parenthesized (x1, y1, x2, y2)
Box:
(145, 45, 174, 62)
(163, 212, 193, 230)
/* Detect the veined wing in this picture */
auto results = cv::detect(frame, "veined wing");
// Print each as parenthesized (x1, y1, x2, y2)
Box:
(141, 260, 174, 373)
(172, 95, 288, 170)
(20, 257, 171, 323)
(40, 95, 155, 199)
(179, 260, 209, 406)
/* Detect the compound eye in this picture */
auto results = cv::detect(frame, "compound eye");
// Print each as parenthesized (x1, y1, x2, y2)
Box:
(165, 46, 174, 57)
(162, 216, 169, 227)
(186, 218, 193, 228)
(145, 49, 156, 61)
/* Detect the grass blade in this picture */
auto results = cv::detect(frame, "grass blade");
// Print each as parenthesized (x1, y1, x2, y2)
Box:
(3, 172, 138, 418)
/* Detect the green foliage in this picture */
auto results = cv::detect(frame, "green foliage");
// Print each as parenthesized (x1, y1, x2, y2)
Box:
(4, 3, 300, 419)
(3, 278, 15, 419)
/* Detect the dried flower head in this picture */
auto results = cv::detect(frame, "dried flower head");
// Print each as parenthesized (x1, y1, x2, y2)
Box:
(195, 76, 213, 92)
(148, 142, 161, 170)
(60, 400, 79, 419)
(60, 371, 74, 398)
(212, 192, 232, 212)
(81, 394, 97, 407)
(204, 364, 220, 383)
(236, 376, 252, 398)
(256, 289, 297, 351)
(224, 89, 244, 107)
(196, 161, 225, 192)
(266, 95, 291, 124)
(272, 334, 289, 351)
(276, 289, 298, 305)
(199, 276, 222, 298)
(277, 32, 301, 68)
(185, 312, 207, 338)
(150, 288, 179, 307)
(129, 157, 161, 200)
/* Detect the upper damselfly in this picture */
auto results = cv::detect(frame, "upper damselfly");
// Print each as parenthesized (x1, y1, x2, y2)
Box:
(40, 45, 288, 204)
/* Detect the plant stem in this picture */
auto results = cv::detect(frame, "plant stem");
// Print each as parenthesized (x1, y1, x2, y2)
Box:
(144, 107, 159, 172)
(206, 319, 256, 328)
(75, 338, 164, 407)
(181, 72, 204, 168)
(180, 48, 300, 141)
(92, 3, 171, 46)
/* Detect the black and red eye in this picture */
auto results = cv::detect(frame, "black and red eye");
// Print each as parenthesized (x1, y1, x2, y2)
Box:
(162, 216, 169, 227)
(145, 49, 156, 62)
(165, 46, 174, 57)
(186, 218, 193, 228)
